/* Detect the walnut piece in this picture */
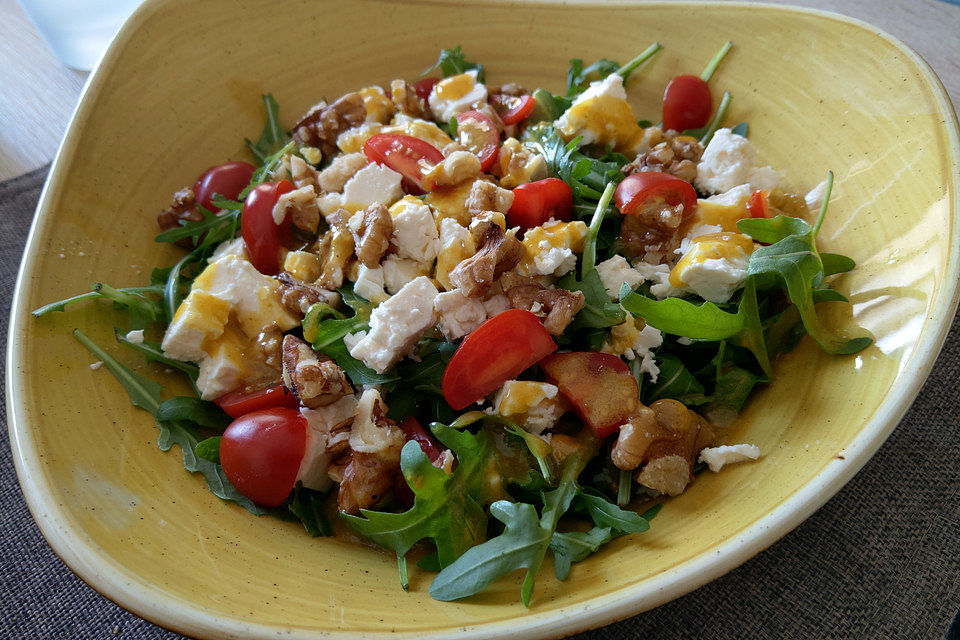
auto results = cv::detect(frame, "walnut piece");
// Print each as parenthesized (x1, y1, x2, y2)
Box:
(619, 206, 685, 265)
(315, 222, 355, 289)
(624, 132, 703, 184)
(493, 138, 549, 189)
(257, 324, 284, 370)
(273, 185, 321, 233)
(499, 271, 585, 335)
(337, 451, 398, 514)
(277, 272, 339, 316)
(349, 203, 394, 268)
(281, 335, 352, 409)
(449, 214, 523, 297)
(338, 389, 405, 514)
(465, 180, 514, 218)
(291, 92, 366, 158)
(389, 79, 431, 119)
(289, 155, 320, 191)
(157, 187, 203, 249)
(317, 153, 368, 193)
(635, 455, 691, 497)
(610, 406, 658, 470)
(623, 399, 708, 496)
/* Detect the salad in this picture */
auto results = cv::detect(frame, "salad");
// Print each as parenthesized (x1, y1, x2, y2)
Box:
(35, 43, 871, 605)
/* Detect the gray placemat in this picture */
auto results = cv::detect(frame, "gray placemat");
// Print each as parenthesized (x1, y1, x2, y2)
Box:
(2, 166, 958, 640)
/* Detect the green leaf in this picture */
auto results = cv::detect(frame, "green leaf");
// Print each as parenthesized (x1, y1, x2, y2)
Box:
(157, 396, 231, 431)
(73, 329, 163, 416)
(550, 527, 614, 580)
(566, 57, 620, 97)
(727, 278, 772, 377)
(423, 46, 485, 83)
(528, 88, 573, 124)
(195, 436, 221, 463)
(736, 214, 813, 245)
(821, 252, 856, 276)
(32, 284, 161, 318)
(813, 288, 848, 303)
(522, 124, 626, 203)
(575, 490, 653, 535)
(731, 121, 749, 137)
(244, 94, 287, 164)
(321, 341, 400, 387)
(619, 285, 743, 340)
(644, 354, 708, 404)
(286, 484, 333, 537)
(115, 333, 199, 382)
(558, 269, 625, 331)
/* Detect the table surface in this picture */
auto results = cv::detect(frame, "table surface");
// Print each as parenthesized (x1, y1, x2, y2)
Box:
(1, 0, 958, 182)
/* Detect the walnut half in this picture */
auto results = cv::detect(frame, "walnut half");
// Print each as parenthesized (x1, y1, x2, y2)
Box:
(499, 271, 585, 335)
(281, 335, 352, 409)
(349, 203, 394, 268)
(449, 213, 523, 297)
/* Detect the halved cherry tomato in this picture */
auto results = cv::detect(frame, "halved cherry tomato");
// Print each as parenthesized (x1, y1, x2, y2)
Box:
(399, 416, 442, 463)
(615, 172, 697, 219)
(241, 179, 293, 275)
(363, 133, 444, 195)
(194, 161, 255, 213)
(220, 408, 306, 507)
(490, 93, 536, 125)
(456, 110, 500, 172)
(442, 309, 557, 410)
(540, 352, 639, 438)
(662, 74, 713, 133)
(214, 384, 299, 419)
(507, 178, 574, 230)
(747, 189, 771, 218)
(412, 77, 439, 102)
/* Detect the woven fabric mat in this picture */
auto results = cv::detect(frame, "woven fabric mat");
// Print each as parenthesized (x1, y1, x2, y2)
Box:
(2, 166, 958, 640)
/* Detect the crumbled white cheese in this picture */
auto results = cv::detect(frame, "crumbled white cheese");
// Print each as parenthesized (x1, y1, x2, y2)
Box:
(89, 361, 103, 371)
(124, 329, 145, 345)
(340, 163, 404, 210)
(391, 199, 439, 262)
(698, 444, 761, 472)
(596, 255, 644, 300)
(555, 74, 627, 147)
(676, 223, 725, 256)
(493, 380, 564, 434)
(483, 294, 511, 318)
(382, 255, 430, 295)
(674, 253, 750, 304)
(354, 264, 388, 303)
(434, 289, 486, 340)
(297, 395, 358, 491)
(634, 261, 685, 300)
(695, 128, 781, 194)
(633, 325, 663, 382)
(428, 70, 488, 122)
(346, 276, 439, 373)
(317, 152, 369, 193)
(805, 179, 829, 212)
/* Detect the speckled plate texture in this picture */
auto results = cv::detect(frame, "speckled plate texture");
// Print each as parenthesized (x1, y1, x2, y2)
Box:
(7, 1, 960, 638)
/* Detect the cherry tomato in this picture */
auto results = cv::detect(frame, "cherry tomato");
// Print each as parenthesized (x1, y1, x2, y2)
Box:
(194, 161, 255, 213)
(399, 416, 442, 463)
(412, 77, 439, 102)
(747, 189, 771, 219)
(214, 384, 299, 419)
(456, 110, 500, 172)
(541, 352, 639, 438)
(490, 93, 536, 125)
(220, 408, 306, 507)
(442, 309, 557, 410)
(363, 133, 444, 195)
(241, 179, 293, 275)
(662, 74, 713, 133)
(507, 178, 574, 230)
(615, 172, 697, 219)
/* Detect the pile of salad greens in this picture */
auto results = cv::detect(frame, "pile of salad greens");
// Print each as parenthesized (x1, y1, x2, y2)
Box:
(34, 44, 869, 605)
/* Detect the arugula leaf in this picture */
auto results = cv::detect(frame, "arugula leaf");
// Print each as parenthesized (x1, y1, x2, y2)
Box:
(550, 527, 614, 580)
(731, 122, 749, 137)
(644, 354, 708, 404)
(322, 341, 400, 387)
(566, 58, 619, 97)
(242, 140, 297, 199)
(523, 124, 626, 203)
(286, 484, 333, 537)
(574, 489, 654, 534)
(528, 88, 573, 123)
(423, 46, 485, 83)
(736, 214, 813, 245)
(303, 292, 373, 347)
(157, 396, 231, 431)
(195, 436, 221, 463)
(821, 252, 856, 276)
(32, 284, 161, 318)
(619, 285, 743, 340)
(244, 94, 287, 164)
(115, 333, 200, 382)
(559, 269, 625, 330)
(727, 278, 772, 377)
(449, 410, 553, 483)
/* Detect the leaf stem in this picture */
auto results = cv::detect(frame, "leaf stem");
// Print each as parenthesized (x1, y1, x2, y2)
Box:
(700, 41, 733, 83)
(582, 182, 617, 275)
(616, 43, 663, 81)
(397, 553, 409, 591)
(812, 170, 835, 238)
(617, 469, 632, 506)
(699, 91, 732, 146)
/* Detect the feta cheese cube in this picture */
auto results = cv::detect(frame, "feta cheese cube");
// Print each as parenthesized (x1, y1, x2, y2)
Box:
(555, 74, 647, 153)
(317, 152, 369, 193)
(353, 264, 388, 303)
(493, 380, 564, 434)
(428, 70, 488, 122)
(517, 220, 588, 278)
(346, 276, 439, 373)
(382, 255, 431, 295)
(634, 260, 686, 300)
(698, 443, 761, 472)
(434, 289, 486, 340)
(161, 290, 230, 362)
(340, 163, 404, 212)
(596, 255, 643, 300)
(695, 128, 781, 194)
(483, 294, 511, 318)
(670, 233, 755, 304)
(389, 196, 439, 262)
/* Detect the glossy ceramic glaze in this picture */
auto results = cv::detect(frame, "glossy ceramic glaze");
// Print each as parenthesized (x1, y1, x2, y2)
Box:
(8, 1, 959, 638)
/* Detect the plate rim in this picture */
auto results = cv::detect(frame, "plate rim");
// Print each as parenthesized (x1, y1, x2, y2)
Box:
(7, 1, 960, 638)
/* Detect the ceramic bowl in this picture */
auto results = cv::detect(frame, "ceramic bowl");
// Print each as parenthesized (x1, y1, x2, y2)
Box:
(8, 1, 960, 638)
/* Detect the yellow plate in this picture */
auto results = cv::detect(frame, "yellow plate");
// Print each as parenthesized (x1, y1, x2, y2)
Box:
(8, 1, 960, 638)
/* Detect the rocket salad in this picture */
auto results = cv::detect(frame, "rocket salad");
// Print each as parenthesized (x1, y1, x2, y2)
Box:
(35, 43, 870, 605)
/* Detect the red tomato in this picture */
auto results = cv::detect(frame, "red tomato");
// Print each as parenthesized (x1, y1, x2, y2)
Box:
(241, 180, 293, 275)
(540, 352, 639, 438)
(747, 189, 771, 219)
(412, 77, 439, 102)
(214, 384, 299, 419)
(662, 74, 713, 132)
(442, 310, 557, 410)
(455, 110, 500, 172)
(490, 94, 536, 125)
(194, 161, 255, 213)
(220, 408, 306, 507)
(399, 416, 442, 463)
(507, 178, 574, 230)
(363, 133, 444, 194)
(615, 172, 697, 219)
